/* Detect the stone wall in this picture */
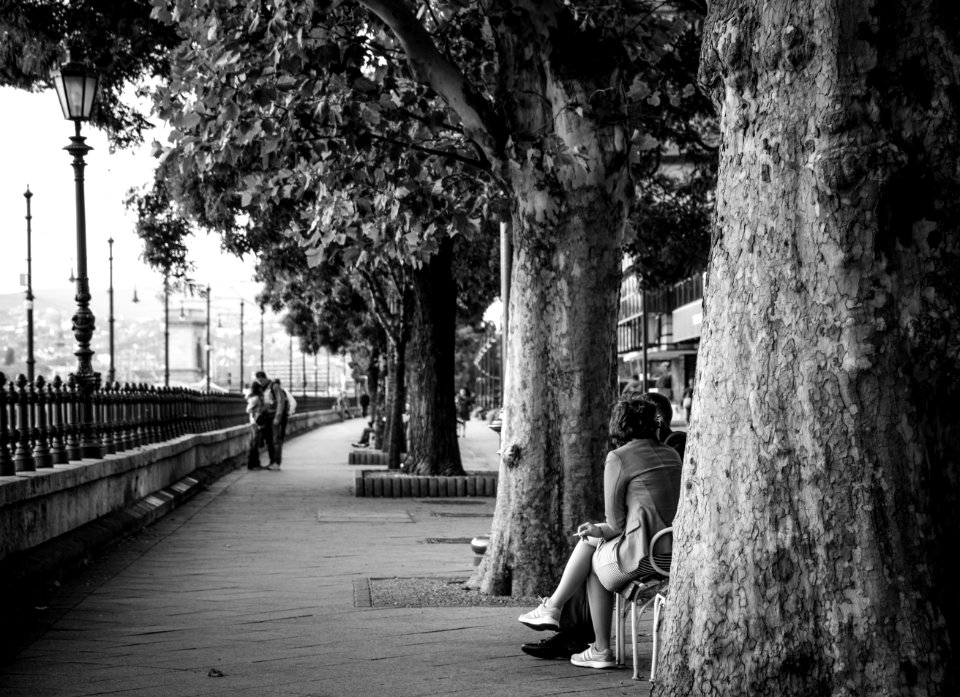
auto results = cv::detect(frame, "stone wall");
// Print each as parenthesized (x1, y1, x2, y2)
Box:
(0, 410, 341, 564)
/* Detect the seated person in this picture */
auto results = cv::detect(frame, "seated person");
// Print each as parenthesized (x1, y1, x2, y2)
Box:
(521, 392, 681, 660)
(517, 393, 682, 669)
(352, 420, 375, 448)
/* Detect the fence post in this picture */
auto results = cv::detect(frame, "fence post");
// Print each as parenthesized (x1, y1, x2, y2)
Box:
(13, 374, 35, 472)
(0, 373, 13, 476)
(65, 375, 82, 461)
(31, 375, 53, 468)
(50, 376, 69, 465)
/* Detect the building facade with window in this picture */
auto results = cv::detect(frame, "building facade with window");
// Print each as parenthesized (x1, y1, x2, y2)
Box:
(617, 266, 704, 405)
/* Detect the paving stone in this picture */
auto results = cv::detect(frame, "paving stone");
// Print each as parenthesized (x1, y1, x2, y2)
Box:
(0, 417, 656, 697)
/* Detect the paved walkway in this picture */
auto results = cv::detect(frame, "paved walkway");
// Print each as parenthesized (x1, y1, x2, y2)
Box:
(0, 417, 657, 697)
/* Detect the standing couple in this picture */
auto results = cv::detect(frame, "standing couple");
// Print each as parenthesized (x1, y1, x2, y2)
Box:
(245, 370, 296, 471)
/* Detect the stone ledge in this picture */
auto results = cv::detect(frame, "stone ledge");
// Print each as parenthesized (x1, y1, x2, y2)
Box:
(354, 470, 498, 498)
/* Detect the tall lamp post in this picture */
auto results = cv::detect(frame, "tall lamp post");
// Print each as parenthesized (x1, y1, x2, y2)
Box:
(163, 272, 170, 386)
(260, 305, 265, 372)
(205, 285, 211, 391)
(107, 237, 115, 384)
(23, 187, 35, 384)
(53, 46, 102, 458)
(239, 300, 245, 391)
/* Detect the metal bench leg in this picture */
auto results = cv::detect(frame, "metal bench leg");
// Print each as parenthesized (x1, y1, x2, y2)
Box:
(615, 593, 626, 666)
(650, 593, 666, 682)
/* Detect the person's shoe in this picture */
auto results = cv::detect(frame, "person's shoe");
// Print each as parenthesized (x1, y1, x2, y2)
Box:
(518, 599, 561, 631)
(267, 463, 281, 471)
(520, 633, 589, 659)
(570, 644, 616, 669)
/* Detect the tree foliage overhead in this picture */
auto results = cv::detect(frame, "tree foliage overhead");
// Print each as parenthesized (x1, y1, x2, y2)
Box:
(0, 0, 178, 146)
(144, 0, 713, 270)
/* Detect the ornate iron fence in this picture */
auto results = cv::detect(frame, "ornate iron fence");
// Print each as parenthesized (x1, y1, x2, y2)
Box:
(0, 371, 250, 476)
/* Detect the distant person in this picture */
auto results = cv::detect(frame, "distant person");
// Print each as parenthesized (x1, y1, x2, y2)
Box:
(255, 370, 286, 471)
(352, 417, 383, 448)
(682, 381, 694, 424)
(622, 373, 644, 396)
(517, 394, 681, 670)
(654, 362, 673, 401)
(359, 392, 371, 417)
(335, 390, 348, 420)
(455, 387, 474, 437)
(245, 381, 266, 470)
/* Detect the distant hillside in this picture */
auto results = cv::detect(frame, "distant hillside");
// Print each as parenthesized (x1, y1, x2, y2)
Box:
(0, 287, 164, 321)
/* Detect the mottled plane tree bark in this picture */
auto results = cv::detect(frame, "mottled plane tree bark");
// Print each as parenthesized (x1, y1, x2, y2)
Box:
(657, 1, 959, 694)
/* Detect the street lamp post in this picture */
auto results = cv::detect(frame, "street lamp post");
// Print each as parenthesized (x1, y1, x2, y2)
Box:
(205, 285, 211, 391)
(107, 237, 115, 384)
(239, 300, 245, 391)
(260, 305, 265, 372)
(52, 45, 102, 458)
(163, 273, 170, 387)
(288, 335, 293, 390)
(23, 187, 35, 384)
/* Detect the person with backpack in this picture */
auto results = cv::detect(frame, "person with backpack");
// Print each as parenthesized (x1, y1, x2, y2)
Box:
(274, 379, 297, 468)
(255, 370, 286, 471)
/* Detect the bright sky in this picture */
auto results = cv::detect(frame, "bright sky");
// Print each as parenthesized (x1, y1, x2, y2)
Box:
(0, 86, 261, 307)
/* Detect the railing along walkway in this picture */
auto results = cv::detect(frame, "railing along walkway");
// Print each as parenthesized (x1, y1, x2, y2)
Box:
(0, 371, 336, 476)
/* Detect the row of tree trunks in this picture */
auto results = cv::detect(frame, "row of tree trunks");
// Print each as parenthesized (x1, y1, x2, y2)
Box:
(405, 237, 465, 476)
(657, 1, 959, 694)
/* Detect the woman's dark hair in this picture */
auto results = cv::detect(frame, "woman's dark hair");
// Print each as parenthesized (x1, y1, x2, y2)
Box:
(249, 381, 263, 396)
(608, 393, 660, 447)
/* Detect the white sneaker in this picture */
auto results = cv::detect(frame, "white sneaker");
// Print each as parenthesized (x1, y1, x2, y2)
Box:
(518, 599, 560, 631)
(570, 643, 616, 669)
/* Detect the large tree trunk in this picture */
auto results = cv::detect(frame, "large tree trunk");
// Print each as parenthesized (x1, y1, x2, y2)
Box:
(473, 199, 624, 597)
(383, 336, 407, 470)
(657, 2, 960, 694)
(467, 8, 632, 597)
(405, 237, 464, 476)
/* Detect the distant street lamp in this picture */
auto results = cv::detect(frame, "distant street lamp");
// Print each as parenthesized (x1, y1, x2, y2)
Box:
(163, 273, 170, 386)
(52, 45, 102, 458)
(205, 285, 211, 391)
(23, 187, 35, 384)
(259, 305, 265, 372)
(239, 300, 245, 391)
(107, 237, 115, 384)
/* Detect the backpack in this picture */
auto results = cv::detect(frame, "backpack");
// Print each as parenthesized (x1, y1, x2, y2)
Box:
(263, 381, 277, 411)
(283, 388, 297, 415)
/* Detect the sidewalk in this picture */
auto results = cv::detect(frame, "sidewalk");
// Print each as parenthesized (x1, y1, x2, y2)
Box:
(0, 417, 655, 697)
